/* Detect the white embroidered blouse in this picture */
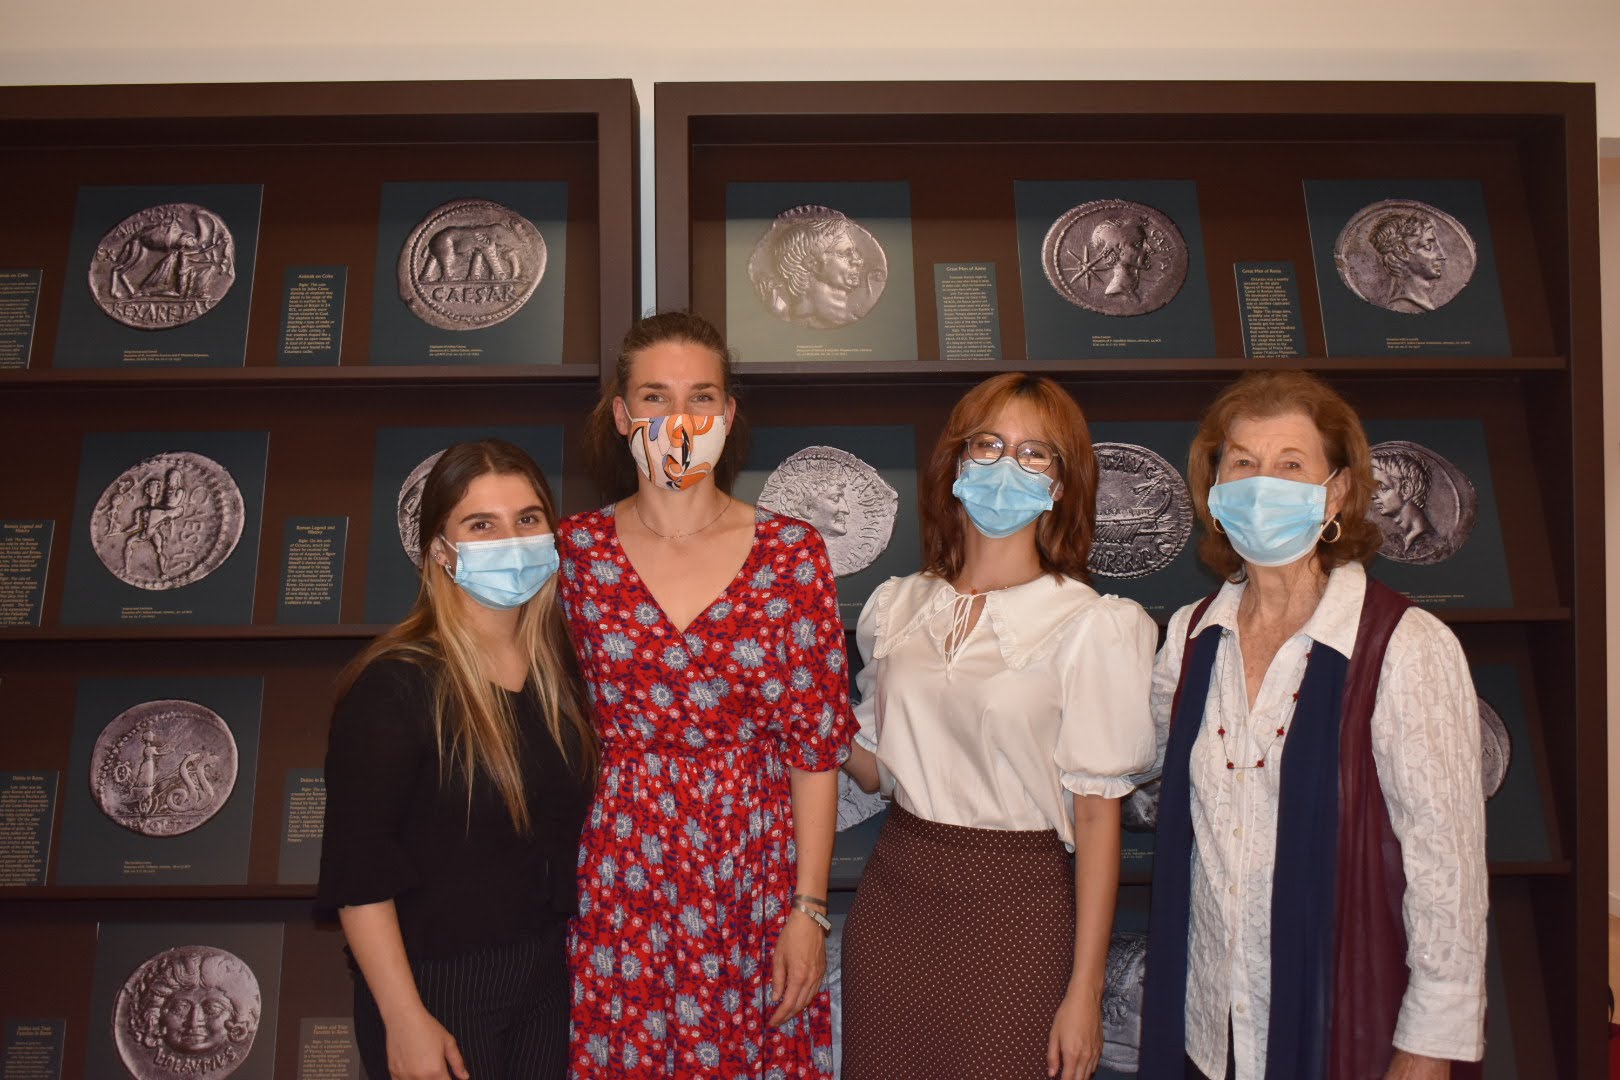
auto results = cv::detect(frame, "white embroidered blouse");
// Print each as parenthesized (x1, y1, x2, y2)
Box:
(853, 571, 1158, 847)
(1151, 561, 1488, 1080)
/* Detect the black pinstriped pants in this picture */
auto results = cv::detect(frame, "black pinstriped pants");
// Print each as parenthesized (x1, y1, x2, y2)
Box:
(353, 921, 569, 1080)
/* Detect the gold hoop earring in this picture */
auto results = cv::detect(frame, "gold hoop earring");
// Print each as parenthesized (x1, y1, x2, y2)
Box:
(1212, 519, 1226, 535)
(1321, 517, 1343, 544)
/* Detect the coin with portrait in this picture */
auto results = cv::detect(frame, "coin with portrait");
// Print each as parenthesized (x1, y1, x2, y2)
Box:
(1090, 442, 1193, 580)
(397, 199, 546, 331)
(89, 203, 237, 330)
(91, 699, 238, 838)
(1478, 695, 1511, 800)
(747, 205, 889, 329)
(114, 945, 261, 1080)
(90, 451, 245, 590)
(1367, 440, 1477, 565)
(396, 450, 447, 568)
(757, 446, 898, 577)
(1042, 199, 1188, 317)
(1333, 199, 1477, 314)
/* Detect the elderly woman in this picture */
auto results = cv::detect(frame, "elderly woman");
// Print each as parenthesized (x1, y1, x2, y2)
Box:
(1139, 372, 1486, 1080)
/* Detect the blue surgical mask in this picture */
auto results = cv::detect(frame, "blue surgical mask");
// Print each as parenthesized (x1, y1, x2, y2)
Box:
(1205, 472, 1336, 568)
(441, 533, 558, 610)
(951, 457, 1056, 539)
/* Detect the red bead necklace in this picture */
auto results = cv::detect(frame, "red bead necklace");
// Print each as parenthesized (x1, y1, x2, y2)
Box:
(1218, 648, 1311, 770)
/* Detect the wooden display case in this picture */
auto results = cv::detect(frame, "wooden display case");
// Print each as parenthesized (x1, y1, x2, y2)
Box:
(656, 79, 1603, 1076)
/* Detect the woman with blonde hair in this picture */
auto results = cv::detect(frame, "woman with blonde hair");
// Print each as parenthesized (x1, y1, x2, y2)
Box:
(318, 438, 595, 1080)
(841, 372, 1158, 1080)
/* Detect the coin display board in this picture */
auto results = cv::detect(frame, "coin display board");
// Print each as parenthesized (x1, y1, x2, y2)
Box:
(656, 80, 1602, 1076)
(0, 79, 638, 1078)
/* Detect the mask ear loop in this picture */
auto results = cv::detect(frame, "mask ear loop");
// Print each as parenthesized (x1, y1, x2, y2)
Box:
(433, 534, 456, 575)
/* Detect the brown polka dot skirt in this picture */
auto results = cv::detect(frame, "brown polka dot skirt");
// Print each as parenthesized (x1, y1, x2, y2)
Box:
(840, 803, 1077, 1079)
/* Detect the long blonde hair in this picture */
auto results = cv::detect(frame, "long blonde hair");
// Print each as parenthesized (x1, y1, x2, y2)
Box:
(340, 440, 595, 832)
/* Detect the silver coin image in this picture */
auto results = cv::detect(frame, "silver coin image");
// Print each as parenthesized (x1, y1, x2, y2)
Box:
(746, 205, 889, 329)
(88, 203, 237, 330)
(836, 770, 887, 832)
(825, 916, 847, 1072)
(1478, 695, 1511, 800)
(1101, 931, 1149, 1073)
(1368, 440, 1478, 565)
(89, 451, 245, 590)
(757, 446, 898, 577)
(1090, 442, 1193, 580)
(1333, 199, 1477, 314)
(91, 700, 238, 838)
(397, 199, 546, 330)
(396, 450, 447, 568)
(114, 945, 261, 1079)
(1121, 776, 1162, 833)
(1042, 199, 1188, 317)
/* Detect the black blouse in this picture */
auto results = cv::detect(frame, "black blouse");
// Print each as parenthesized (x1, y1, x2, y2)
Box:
(316, 657, 590, 960)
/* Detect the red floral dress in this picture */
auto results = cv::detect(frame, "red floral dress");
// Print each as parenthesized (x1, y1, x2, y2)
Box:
(559, 506, 853, 1079)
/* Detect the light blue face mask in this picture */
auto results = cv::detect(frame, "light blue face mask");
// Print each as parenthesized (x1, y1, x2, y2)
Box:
(951, 457, 1056, 539)
(441, 533, 558, 610)
(1205, 472, 1336, 568)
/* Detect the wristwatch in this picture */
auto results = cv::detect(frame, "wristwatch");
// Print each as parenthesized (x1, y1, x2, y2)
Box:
(792, 899, 832, 933)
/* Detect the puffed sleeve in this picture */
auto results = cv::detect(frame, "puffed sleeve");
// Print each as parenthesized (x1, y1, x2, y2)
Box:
(1055, 595, 1159, 798)
(777, 525, 855, 772)
(315, 658, 433, 913)
(1373, 610, 1489, 1061)
(851, 577, 897, 754)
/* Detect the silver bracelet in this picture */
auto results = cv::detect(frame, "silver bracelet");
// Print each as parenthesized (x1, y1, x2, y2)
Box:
(792, 899, 832, 933)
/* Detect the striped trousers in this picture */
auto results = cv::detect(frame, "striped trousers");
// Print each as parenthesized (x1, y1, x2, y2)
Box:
(353, 921, 570, 1080)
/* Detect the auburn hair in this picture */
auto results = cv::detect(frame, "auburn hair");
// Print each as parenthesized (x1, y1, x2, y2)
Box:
(920, 373, 1098, 583)
(585, 311, 749, 502)
(1187, 371, 1382, 580)
(340, 439, 596, 832)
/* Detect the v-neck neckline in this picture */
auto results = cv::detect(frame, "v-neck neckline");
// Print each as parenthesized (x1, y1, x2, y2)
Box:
(606, 508, 761, 636)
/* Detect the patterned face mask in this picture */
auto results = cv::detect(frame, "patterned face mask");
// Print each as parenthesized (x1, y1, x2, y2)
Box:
(626, 413, 729, 492)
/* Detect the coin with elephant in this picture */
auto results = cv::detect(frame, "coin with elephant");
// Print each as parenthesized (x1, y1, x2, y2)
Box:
(88, 203, 237, 330)
(90, 699, 238, 838)
(113, 945, 261, 1079)
(397, 198, 547, 331)
(88, 451, 245, 591)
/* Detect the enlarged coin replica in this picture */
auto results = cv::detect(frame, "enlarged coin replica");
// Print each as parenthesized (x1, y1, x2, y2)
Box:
(114, 945, 261, 1079)
(397, 450, 447, 567)
(757, 446, 898, 577)
(90, 452, 245, 590)
(91, 700, 238, 837)
(836, 770, 887, 832)
(397, 199, 546, 330)
(1367, 440, 1477, 565)
(1334, 199, 1477, 314)
(89, 203, 237, 330)
(1042, 199, 1188, 317)
(1101, 931, 1150, 1074)
(1090, 442, 1193, 580)
(1121, 776, 1162, 833)
(1478, 695, 1511, 801)
(747, 205, 889, 329)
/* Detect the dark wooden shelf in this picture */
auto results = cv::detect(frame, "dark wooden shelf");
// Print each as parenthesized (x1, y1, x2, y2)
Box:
(1, 364, 604, 389)
(0, 624, 388, 644)
(728, 356, 1567, 384)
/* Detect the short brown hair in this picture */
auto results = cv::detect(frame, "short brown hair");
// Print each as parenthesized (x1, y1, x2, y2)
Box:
(920, 373, 1098, 583)
(585, 312, 750, 502)
(1187, 371, 1381, 580)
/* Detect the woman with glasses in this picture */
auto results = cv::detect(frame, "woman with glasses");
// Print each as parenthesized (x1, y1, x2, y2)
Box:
(839, 373, 1157, 1080)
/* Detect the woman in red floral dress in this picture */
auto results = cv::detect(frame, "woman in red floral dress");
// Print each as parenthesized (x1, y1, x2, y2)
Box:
(560, 313, 853, 1078)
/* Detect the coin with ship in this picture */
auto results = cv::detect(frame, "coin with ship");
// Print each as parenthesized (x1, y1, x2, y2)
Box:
(1089, 442, 1193, 580)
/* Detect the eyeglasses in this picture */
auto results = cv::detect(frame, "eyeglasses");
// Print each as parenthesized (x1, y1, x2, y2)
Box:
(963, 432, 1060, 475)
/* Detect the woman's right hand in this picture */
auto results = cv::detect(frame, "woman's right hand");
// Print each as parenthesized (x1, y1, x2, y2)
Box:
(386, 1006, 469, 1080)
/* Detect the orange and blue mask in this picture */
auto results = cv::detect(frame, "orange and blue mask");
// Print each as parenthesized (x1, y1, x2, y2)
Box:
(627, 413, 729, 491)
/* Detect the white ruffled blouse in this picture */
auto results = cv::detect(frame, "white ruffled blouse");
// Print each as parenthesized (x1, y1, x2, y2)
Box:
(853, 571, 1158, 847)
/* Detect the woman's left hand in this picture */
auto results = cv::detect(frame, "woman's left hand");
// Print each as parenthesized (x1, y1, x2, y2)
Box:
(767, 909, 827, 1027)
(1046, 985, 1103, 1080)
(1383, 1050, 1450, 1079)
